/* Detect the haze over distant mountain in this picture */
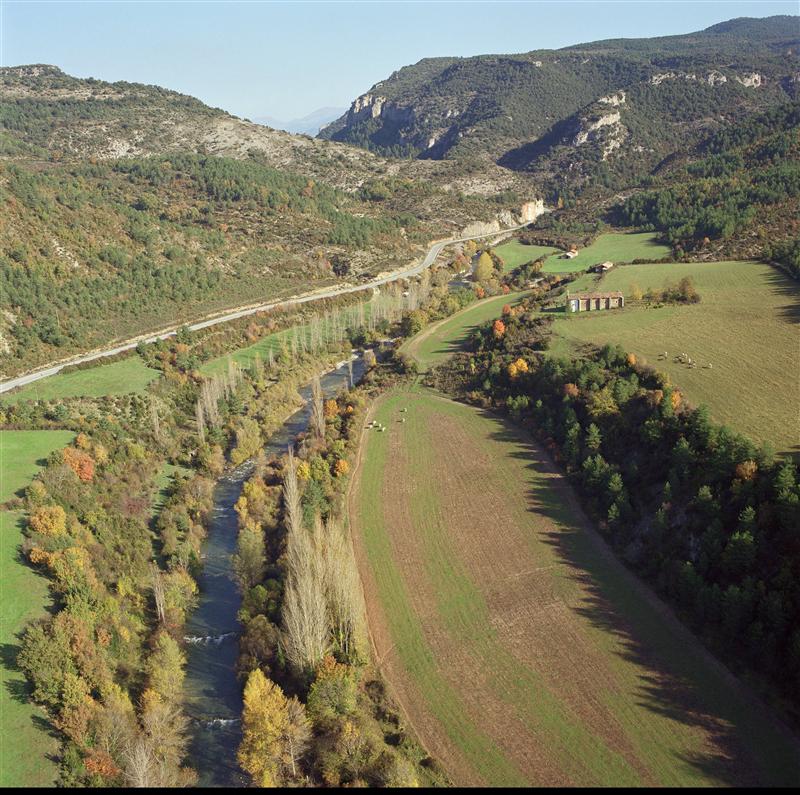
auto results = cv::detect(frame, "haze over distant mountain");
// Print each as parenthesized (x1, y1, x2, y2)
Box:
(254, 106, 347, 136)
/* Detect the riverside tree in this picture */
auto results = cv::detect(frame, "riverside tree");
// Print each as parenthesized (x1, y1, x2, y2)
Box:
(238, 668, 310, 786)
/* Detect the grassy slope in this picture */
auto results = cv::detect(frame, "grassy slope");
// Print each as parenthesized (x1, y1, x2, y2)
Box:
(0, 430, 75, 502)
(542, 232, 671, 273)
(2, 358, 160, 406)
(351, 387, 800, 786)
(549, 260, 799, 453)
(0, 510, 59, 787)
(400, 291, 530, 372)
(0, 428, 73, 786)
(493, 241, 559, 272)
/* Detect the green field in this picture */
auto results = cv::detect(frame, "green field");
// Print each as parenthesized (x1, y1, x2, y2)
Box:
(549, 260, 799, 453)
(0, 430, 75, 503)
(492, 232, 670, 276)
(400, 291, 530, 372)
(542, 232, 672, 273)
(0, 510, 59, 787)
(2, 357, 160, 406)
(350, 387, 800, 786)
(493, 241, 559, 272)
(200, 324, 304, 377)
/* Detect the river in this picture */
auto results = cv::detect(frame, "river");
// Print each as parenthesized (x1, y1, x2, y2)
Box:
(182, 357, 364, 787)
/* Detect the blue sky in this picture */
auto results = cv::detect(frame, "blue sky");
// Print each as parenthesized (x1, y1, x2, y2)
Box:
(1, 1, 796, 120)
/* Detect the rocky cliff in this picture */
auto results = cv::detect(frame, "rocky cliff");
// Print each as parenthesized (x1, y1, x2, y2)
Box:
(320, 16, 798, 193)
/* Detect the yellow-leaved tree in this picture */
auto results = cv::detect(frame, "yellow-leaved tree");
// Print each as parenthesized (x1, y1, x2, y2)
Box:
(238, 668, 310, 786)
(474, 250, 495, 283)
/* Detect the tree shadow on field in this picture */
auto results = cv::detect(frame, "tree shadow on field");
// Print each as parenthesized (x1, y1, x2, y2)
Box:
(764, 268, 800, 325)
(479, 412, 798, 786)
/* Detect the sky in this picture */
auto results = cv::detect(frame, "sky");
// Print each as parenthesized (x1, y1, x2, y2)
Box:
(1, 0, 797, 120)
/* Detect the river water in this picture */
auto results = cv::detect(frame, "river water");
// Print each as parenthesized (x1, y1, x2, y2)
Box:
(182, 357, 364, 787)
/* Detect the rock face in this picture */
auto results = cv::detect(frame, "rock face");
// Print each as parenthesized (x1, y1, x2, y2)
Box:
(347, 93, 415, 126)
(459, 199, 546, 236)
(519, 199, 545, 223)
(735, 72, 764, 87)
(598, 90, 626, 106)
(461, 219, 503, 237)
(321, 16, 796, 167)
(573, 111, 622, 146)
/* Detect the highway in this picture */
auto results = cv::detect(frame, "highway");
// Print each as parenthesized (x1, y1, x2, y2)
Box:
(0, 223, 528, 395)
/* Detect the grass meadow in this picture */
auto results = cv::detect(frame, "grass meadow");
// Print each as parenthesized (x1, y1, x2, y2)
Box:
(493, 241, 559, 272)
(0, 431, 74, 787)
(495, 232, 671, 275)
(0, 510, 59, 787)
(0, 430, 75, 503)
(199, 300, 373, 377)
(549, 260, 799, 453)
(2, 357, 160, 406)
(349, 387, 800, 786)
(0, 428, 73, 786)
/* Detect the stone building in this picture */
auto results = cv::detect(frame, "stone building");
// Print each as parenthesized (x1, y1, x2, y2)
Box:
(566, 291, 625, 312)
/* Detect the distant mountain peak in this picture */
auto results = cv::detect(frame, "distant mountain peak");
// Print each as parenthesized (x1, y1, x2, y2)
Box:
(253, 106, 347, 136)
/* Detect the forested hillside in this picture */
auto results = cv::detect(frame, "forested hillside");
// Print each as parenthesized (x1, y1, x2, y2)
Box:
(0, 154, 422, 373)
(322, 16, 798, 190)
(0, 68, 537, 376)
(614, 102, 800, 266)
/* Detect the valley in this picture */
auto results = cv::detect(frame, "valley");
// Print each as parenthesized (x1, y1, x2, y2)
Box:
(0, 7, 798, 791)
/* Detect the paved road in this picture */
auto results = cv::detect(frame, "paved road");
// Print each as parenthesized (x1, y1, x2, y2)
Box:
(0, 224, 529, 395)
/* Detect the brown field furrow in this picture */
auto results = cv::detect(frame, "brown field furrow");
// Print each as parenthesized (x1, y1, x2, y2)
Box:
(422, 405, 656, 784)
(376, 410, 569, 785)
(349, 389, 800, 787)
(423, 397, 770, 786)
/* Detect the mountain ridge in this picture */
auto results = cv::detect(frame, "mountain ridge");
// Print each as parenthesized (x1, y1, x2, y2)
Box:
(319, 15, 799, 182)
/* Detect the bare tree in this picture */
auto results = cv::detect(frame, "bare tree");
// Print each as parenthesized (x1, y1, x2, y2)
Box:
(321, 516, 367, 662)
(149, 398, 161, 442)
(282, 523, 330, 674)
(194, 400, 206, 443)
(309, 377, 325, 441)
(284, 697, 311, 779)
(250, 352, 261, 380)
(124, 737, 156, 788)
(283, 448, 302, 536)
(200, 379, 221, 428)
(151, 562, 166, 625)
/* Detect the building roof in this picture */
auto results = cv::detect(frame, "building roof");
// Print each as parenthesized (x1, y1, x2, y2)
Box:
(568, 291, 624, 300)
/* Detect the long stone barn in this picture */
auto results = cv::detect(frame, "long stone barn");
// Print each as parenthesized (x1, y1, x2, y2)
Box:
(566, 291, 625, 312)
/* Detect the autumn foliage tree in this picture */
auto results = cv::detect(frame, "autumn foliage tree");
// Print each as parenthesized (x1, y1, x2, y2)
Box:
(507, 358, 529, 379)
(474, 250, 495, 283)
(29, 504, 67, 537)
(238, 668, 310, 786)
(63, 447, 95, 482)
